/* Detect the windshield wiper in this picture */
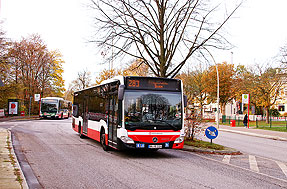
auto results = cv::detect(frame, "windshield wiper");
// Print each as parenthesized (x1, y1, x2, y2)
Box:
(151, 119, 180, 131)
(125, 124, 146, 131)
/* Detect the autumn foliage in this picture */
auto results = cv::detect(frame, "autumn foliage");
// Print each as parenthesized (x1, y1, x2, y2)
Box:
(1, 34, 65, 114)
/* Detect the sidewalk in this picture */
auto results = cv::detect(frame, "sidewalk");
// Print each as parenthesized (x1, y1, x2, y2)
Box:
(218, 124, 287, 141)
(0, 115, 39, 122)
(0, 128, 28, 189)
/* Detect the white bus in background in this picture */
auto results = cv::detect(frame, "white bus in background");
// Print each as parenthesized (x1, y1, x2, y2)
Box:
(40, 97, 72, 119)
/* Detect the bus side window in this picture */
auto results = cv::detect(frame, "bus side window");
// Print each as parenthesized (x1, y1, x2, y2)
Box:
(73, 104, 79, 117)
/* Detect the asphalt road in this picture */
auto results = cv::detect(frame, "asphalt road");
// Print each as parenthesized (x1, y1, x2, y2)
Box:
(0, 119, 286, 188)
(200, 129, 287, 163)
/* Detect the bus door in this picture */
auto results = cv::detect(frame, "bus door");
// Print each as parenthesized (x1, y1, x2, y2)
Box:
(107, 86, 118, 148)
(83, 96, 88, 134)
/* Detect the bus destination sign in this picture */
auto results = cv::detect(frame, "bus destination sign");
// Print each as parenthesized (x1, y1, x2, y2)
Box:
(126, 77, 181, 91)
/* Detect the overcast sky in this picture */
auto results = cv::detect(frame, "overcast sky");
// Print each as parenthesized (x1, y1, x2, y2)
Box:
(2, 0, 287, 88)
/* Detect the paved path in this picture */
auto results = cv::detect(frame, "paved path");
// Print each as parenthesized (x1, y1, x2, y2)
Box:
(0, 128, 28, 189)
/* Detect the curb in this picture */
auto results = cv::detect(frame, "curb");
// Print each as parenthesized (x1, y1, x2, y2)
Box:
(182, 145, 241, 155)
(0, 128, 28, 189)
(0, 116, 40, 122)
(219, 128, 287, 141)
(8, 129, 29, 189)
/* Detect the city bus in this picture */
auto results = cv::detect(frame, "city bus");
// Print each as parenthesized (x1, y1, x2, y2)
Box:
(40, 97, 72, 119)
(72, 76, 187, 151)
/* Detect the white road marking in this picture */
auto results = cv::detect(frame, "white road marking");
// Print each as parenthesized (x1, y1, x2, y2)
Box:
(249, 155, 259, 173)
(276, 161, 287, 178)
(182, 151, 287, 184)
(222, 155, 231, 164)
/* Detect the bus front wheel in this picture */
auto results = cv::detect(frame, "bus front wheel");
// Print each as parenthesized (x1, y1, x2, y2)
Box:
(100, 133, 109, 151)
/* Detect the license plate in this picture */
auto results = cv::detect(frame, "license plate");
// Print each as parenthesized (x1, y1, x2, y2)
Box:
(148, 145, 162, 149)
(136, 143, 145, 148)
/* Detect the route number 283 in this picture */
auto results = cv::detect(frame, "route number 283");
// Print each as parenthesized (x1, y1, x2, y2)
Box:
(128, 80, 140, 88)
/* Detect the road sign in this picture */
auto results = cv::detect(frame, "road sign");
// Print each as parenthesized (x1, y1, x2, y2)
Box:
(205, 126, 218, 140)
(242, 94, 250, 128)
(242, 94, 249, 104)
(34, 94, 41, 101)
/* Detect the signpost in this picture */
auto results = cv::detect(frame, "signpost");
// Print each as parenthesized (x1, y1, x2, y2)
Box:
(34, 94, 41, 101)
(34, 94, 41, 116)
(205, 126, 218, 144)
(242, 94, 250, 128)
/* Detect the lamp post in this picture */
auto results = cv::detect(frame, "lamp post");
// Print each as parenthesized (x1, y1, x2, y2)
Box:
(215, 63, 220, 129)
(204, 48, 220, 128)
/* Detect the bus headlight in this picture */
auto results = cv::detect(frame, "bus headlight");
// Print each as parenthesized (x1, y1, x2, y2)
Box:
(174, 136, 184, 144)
(120, 136, 135, 144)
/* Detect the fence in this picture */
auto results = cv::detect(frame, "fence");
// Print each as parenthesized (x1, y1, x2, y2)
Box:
(222, 115, 244, 127)
(222, 115, 287, 129)
(255, 117, 287, 129)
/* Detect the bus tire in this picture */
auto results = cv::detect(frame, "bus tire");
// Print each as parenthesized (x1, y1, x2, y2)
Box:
(100, 132, 109, 151)
(78, 123, 85, 138)
(80, 133, 85, 139)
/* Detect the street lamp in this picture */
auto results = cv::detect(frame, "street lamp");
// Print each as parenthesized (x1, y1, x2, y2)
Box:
(204, 48, 220, 128)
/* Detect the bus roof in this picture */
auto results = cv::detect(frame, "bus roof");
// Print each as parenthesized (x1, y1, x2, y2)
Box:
(74, 76, 182, 94)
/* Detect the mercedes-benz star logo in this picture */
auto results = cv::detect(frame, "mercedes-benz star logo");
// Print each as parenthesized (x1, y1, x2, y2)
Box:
(152, 137, 158, 143)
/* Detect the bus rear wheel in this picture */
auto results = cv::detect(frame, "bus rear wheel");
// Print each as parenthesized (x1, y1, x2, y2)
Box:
(100, 132, 109, 151)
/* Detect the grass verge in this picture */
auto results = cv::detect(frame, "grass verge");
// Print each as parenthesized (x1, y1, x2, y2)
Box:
(256, 127, 287, 132)
(184, 138, 225, 150)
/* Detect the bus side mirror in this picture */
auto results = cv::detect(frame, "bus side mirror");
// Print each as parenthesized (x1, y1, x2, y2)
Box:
(118, 85, 125, 101)
(183, 95, 187, 107)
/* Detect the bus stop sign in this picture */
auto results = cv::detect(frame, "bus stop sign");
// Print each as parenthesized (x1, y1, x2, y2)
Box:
(205, 126, 218, 140)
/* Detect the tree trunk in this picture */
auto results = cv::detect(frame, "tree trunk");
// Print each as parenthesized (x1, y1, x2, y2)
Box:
(221, 104, 226, 116)
(266, 107, 270, 124)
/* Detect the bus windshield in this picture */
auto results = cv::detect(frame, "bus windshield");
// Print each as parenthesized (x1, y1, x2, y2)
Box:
(124, 90, 182, 131)
(41, 100, 58, 113)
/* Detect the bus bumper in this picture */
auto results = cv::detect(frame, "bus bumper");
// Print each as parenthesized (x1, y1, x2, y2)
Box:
(117, 138, 183, 150)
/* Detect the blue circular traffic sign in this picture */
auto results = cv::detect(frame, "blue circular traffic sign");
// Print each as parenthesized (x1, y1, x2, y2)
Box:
(205, 126, 218, 140)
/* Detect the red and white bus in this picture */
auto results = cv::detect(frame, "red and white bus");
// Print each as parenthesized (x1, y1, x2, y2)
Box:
(40, 97, 72, 119)
(72, 76, 186, 151)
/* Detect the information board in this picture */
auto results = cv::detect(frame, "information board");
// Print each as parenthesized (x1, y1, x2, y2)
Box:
(126, 77, 181, 91)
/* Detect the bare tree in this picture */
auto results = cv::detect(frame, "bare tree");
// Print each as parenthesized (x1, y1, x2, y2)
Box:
(90, 0, 241, 78)
(71, 69, 92, 91)
(280, 44, 287, 68)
